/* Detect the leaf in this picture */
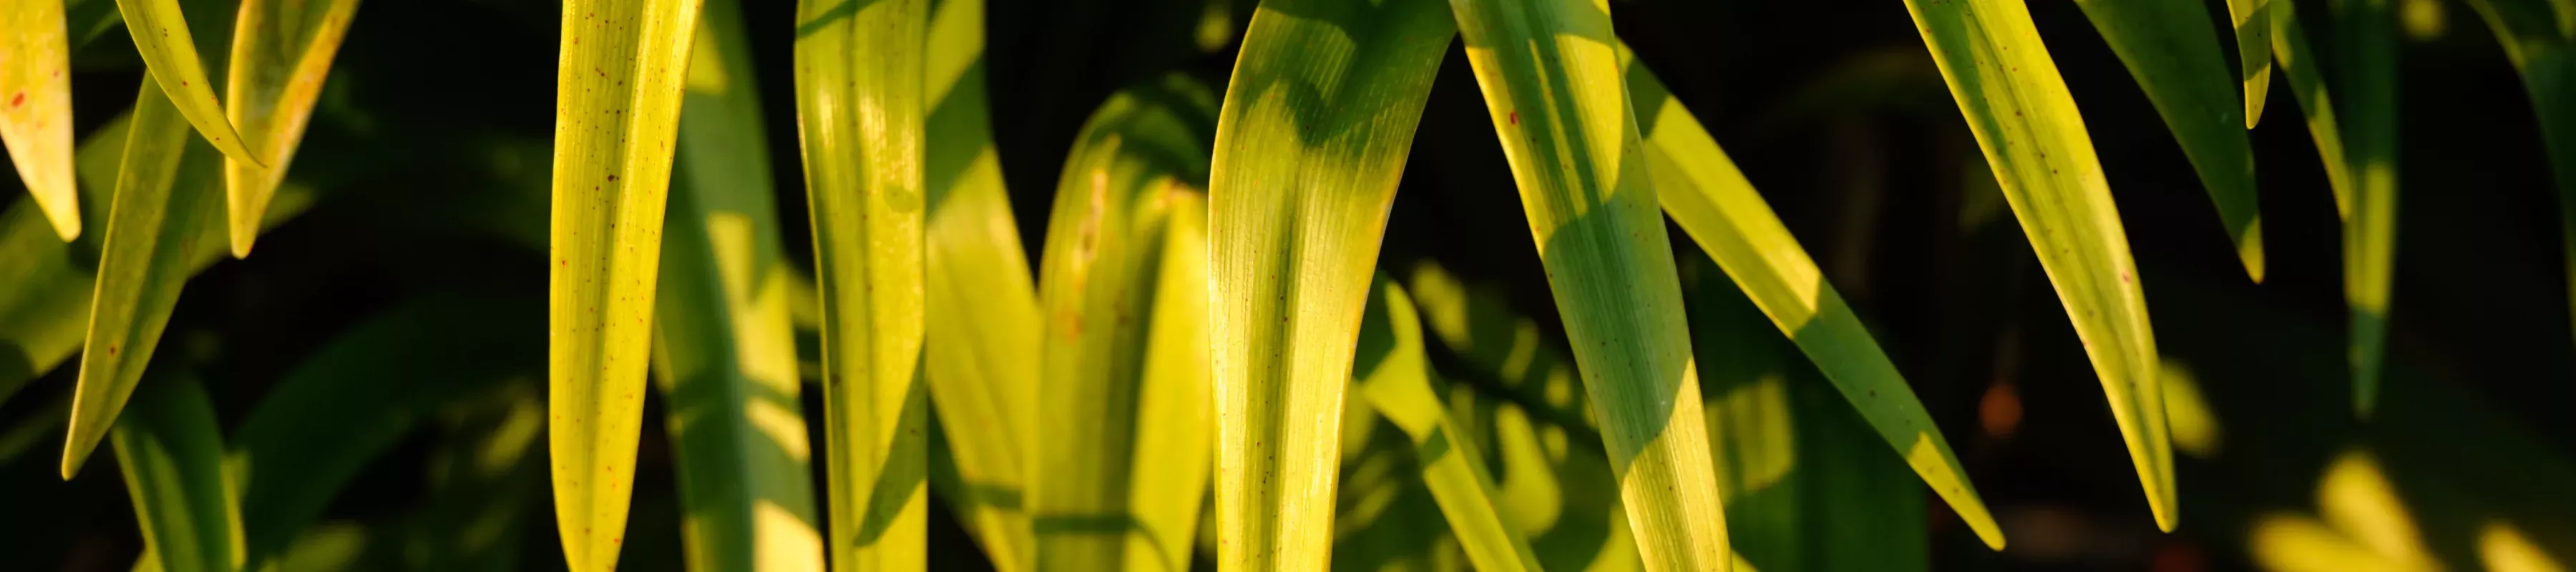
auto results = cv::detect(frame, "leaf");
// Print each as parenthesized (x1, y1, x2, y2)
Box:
(2068, 0, 2266, 281)
(919, 0, 1038, 567)
(653, 1, 824, 569)
(792, 0, 931, 568)
(112, 374, 245, 572)
(1896, 0, 2175, 529)
(2270, 0, 2354, 216)
(1622, 47, 2004, 550)
(1, 0, 82, 240)
(2333, 0, 2400, 417)
(111, 0, 263, 166)
(220, 0, 359, 257)
(1326, 413, 1460, 572)
(1205, 0, 1453, 568)
(2459, 0, 2576, 361)
(1031, 74, 1216, 572)
(62, 81, 223, 479)
(1445, 0, 1732, 568)
(406, 381, 550, 572)
(1353, 275, 1545, 572)
(2228, 0, 2275, 128)
(545, 0, 705, 568)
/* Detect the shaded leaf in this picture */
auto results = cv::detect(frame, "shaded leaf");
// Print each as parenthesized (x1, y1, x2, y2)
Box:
(220, 0, 360, 256)
(112, 374, 245, 572)
(2069, 0, 2266, 280)
(2333, 0, 2400, 416)
(2459, 0, 2576, 355)
(1353, 275, 1544, 572)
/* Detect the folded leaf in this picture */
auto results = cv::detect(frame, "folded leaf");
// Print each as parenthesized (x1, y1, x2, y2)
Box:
(546, 0, 706, 568)
(2334, 0, 2400, 417)
(2069, 0, 2266, 281)
(220, 0, 360, 257)
(111, 0, 263, 165)
(1, 0, 82, 240)
(112, 374, 245, 572)
(1354, 275, 1544, 572)
(2228, 0, 2275, 128)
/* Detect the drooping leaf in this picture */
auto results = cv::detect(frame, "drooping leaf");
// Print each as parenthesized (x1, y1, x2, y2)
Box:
(2459, 0, 2576, 354)
(1896, 0, 2175, 529)
(61, 81, 222, 479)
(1445, 0, 1731, 567)
(1622, 47, 2004, 550)
(545, 0, 705, 568)
(793, 0, 930, 568)
(1, 0, 82, 240)
(2334, 0, 2401, 417)
(919, 0, 1038, 567)
(220, 0, 360, 257)
(2230, 0, 2277, 128)
(2067, 0, 2266, 281)
(110, 0, 263, 165)
(112, 374, 245, 572)
(1353, 275, 1544, 572)
(1205, 0, 1453, 568)
(653, 1, 824, 569)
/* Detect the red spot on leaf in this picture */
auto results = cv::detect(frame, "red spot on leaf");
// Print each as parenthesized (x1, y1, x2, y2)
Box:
(1508, 111, 1518, 124)
(8, 92, 20, 107)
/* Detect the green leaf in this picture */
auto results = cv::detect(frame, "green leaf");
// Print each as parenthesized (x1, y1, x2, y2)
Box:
(112, 374, 245, 572)
(2069, 0, 2266, 281)
(545, 0, 705, 568)
(1031, 74, 1216, 572)
(62, 80, 223, 479)
(1353, 275, 1545, 572)
(1445, 0, 1732, 568)
(1205, 0, 1453, 568)
(1897, 0, 2175, 529)
(2270, 0, 2354, 215)
(653, 1, 825, 569)
(1327, 413, 1462, 572)
(919, 0, 1037, 568)
(219, 0, 358, 257)
(2460, 0, 2576, 365)
(2228, 0, 2276, 128)
(408, 381, 550, 572)
(793, 0, 931, 568)
(111, 0, 263, 166)
(2334, 0, 2400, 417)
(1, 0, 82, 240)
(1622, 47, 2004, 550)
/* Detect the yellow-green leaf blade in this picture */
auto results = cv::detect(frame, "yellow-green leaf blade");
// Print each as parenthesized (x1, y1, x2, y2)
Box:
(62, 81, 220, 479)
(1354, 275, 1544, 572)
(2335, 0, 2400, 417)
(220, 0, 359, 257)
(112, 374, 246, 572)
(1899, 0, 2175, 530)
(1446, 0, 1731, 568)
(2229, 0, 2276, 128)
(111, 0, 262, 167)
(547, 0, 705, 568)
(1, 0, 81, 240)
(1206, 0, 1455, 568)
(1126, 190, 1213, 572)
(793, 0, 930, 568)
(2070, 0, 2266, 281)
(1623, 47, 2004, 550)
(2270, 0, 2354, 216)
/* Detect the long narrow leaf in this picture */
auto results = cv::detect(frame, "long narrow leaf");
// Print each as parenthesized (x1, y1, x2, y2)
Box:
(1354, 275, 1544, 572)
(1207, 0, 1454, 568)
(112, 375, 245, 572)
(1623, 47, 2004, 549)
(2336, 0, 2400, 416)
(1126, 190, 1213, 572)
(545, 0, 704, 568)
(793, 0, 930, 568)
(1896, 0, 2175, 528)
(110, 0, 262, 165)
(220, 0, 359, 257)
(2270, 0, 2354, 214)
(2228, 0, 2275, 128)
(409, 381, 551, 572)
(2069, 0, 2265, 281)
(653, 0, 824, 568)
(2460, 0, 2576, 353)
(1446, 0, 1732, 568)
(1, 0, 82, 240)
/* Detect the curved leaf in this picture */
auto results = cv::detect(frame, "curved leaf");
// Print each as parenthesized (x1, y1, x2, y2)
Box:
(1896, 0, 2174, 529)
(2334, 0, 2400, 417)
(2069, 0, 2266, 281)
(2460, 0, 2576, 362)
(1353, 275, 1544, 572)
(1206, 0, 1454, 568)
(2270, 0, 2353, 215)
(112, 375, 245, 572)
(1, 0, 82, 240)
(111, 0, 263, 165)
(220, 0, 360, 257)
(2228, 0, 2275, 129)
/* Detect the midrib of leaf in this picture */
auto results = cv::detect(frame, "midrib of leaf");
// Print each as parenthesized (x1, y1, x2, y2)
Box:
(1445, 0, 1732, 568)
(1, 0, 82, 240)
(546, 0, 705, 568)
(793, 0, 931, 568)
(1206, 0, 1455, 568)
(2334, 0, 2399, 417)
(1623, 46, 2004, 550)
(111, 0, 264, 166)
(2461, 0, 2576, 363)
(2068, 0, 2265, 281)
(1353, 275, 1544, 572)
(112, 375, 245, 572)
(1898, 0, 2175, 530)
(220, 0, 359, 257)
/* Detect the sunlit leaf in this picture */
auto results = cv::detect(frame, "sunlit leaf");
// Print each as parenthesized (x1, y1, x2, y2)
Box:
(1896, 0, 2175, 529)
(1353, 275, 1544, 572)
(1126, 190, 1213, 572)
(1206, 0, 1453, 568)
(112, 374, 245, 572)
(2459, 0, 2576, 352)
(111, 0, 263, 165)
(545, 0, 705, 568)
(2269, 1, 2354, 216)
(2333, 0, 2401, 417)
(1, 0, 82, 240)
(2230, 0, 2276, 129)
(220, 0, 359, 257)
(793, 0, 931, 568)
(2068, 0, 2266, 281)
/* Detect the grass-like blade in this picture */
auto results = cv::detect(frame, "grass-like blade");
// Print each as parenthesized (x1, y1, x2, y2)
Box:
(546, 0, 704, 568)
(654, 0, 824, 568)
(1896, 0, 2175, 529)
(793, 0, 930, 568)
(2335, 0, 2399, 417)
(1623, 47, 2004, 550)
(219, 0, 358, 257)
(1, 0, 82, 240)
(112, 374, 245, 572)
(1446, 0, 1732, 567)
(61, 81, 221, 478)
(1127, 190, 1212, 572)
(920, 0, 1036, 567)
(110, 0, 261, 166)
(1206, 0, 1453, 568)
(2229, 0, 2275, 129)
(1031, 75, 1215, 571)
(2270, 0, 2353, 215)
(2069, 0, 2265, 281)
(1327, 411, 1460, 572)
(2459, 0, 2576, 354)
(1353, 275, 1544, 572)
